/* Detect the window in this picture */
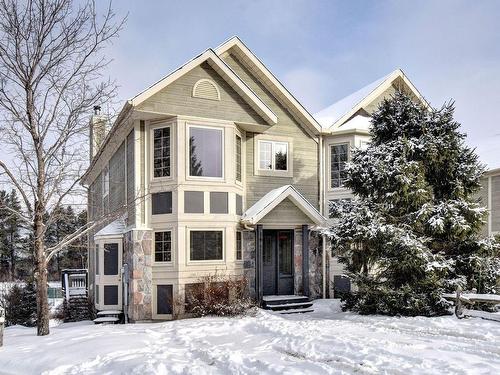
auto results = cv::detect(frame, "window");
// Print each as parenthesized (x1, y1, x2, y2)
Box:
(156, 285, 173, 314)
(152, 192, 172, 215)
(236, 231, 242, 260)
(95, 285, 99, 304)
(104, 285, 118, 305)
(103, 243, 118, 275)
(235, 135, 242, 182)
(258, 141, 288, 171)
(210, 192, 228, 214)
(95, 244, 99, 275)
(330, 144, 349, 188)
(153, 127, 171, 178)
(236, 194, 243, 216)
(184, 191, 204, 213)
(190, 231, 223, 261)
(189, 126, 223, 178)
(154, 231, 172, 262)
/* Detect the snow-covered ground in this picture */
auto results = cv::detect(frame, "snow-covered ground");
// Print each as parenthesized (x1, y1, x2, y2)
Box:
(1, 300, 499, 374)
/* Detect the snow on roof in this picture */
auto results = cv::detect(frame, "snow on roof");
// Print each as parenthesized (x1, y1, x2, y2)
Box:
(94, 217, 126, 238)
(333, 114, 372, 133)
(241, 185, 326, 226)
(314, 70, 398, 129)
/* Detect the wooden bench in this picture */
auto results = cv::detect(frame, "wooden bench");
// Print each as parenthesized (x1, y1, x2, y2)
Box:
(443, 288, 500, 322)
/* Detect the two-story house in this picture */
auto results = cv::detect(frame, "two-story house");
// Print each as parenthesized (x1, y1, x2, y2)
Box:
(82, 36, 429, 321)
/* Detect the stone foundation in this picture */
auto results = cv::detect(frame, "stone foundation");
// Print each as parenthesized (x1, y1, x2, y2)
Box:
(124, 229, 153, 321)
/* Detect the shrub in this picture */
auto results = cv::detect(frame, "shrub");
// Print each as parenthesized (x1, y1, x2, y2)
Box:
(3, 283, 37, 327)
(53, 296, 96, 322)
(185, 273, 254, 317)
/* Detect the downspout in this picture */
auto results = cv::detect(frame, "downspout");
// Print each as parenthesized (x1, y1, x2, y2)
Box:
(319, 133, 327, 299)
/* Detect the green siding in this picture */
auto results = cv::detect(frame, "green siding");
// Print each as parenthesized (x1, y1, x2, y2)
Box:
(126, 130, 135, 227)
(109, 141, 126, 213)
(137, 62, 265, 125)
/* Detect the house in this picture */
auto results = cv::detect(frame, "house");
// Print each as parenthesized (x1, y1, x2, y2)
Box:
(82, 36, 428, 321)
(478, 168, 500, 238)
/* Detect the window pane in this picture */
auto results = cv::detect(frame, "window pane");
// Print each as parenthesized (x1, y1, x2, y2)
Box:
(103, 243, 118, 275)
(278, 231, 292, 276)
(103, 285, 118, 305)
(236, 135, 242, 182)
(157, 285, 173, 314)
(236, 194, 243, 216)
(184, 191, 204, 213)
(274, 143, 288, 171)
(210, 192, 228, 214)
(189, 127, 223, 177)
(152, 192, 172, 215)
(95, 285, 99, 304)
(153, 127, 170, 178)
(190, 231, 223, 261)
(95, 244, 99, 275)
(155, 231, 172, 262)
(259, 141, 272, 170)
(236, 231, 242, 260)
(331, 144, 349, 188)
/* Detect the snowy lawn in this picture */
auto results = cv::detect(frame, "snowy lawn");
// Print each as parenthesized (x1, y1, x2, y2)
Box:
(1, 300, 499, 374)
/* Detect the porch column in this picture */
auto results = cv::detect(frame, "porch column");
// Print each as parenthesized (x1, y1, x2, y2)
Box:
(302, 224, 309, 297)
(256, 224, 264, 303)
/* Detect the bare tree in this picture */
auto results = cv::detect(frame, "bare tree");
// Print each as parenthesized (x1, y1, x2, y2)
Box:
(0, 0, 125, 335)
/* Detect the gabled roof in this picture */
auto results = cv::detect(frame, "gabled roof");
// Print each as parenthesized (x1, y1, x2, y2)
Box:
(315, 69, 428, 131)
(215, 36, 323, 136)
(241, 185, 327, 226)
(130, 49, 278, 126)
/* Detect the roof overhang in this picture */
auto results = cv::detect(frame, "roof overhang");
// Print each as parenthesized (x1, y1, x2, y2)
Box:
(94, 217, 126, 240)
(241, 185, 327, 227)
(215, 37, 322, 137)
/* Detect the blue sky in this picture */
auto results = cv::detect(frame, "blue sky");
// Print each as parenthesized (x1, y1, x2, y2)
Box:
(105, 0, 500, 168)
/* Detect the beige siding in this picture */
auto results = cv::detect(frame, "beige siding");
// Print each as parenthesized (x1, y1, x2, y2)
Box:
(137, 62, 265, 125)
(477, 177, 490, 237)
(222, 53, 319, 209)
(126, 130, 135, 227)
(492, 176, 500, 233)
(258, 198, 313, 225)
(363, 84, 397, 114)
(109, 141, 126, 213)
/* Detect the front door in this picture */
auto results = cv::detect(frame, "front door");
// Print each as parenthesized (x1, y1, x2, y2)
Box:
(262, 230, 294, 295)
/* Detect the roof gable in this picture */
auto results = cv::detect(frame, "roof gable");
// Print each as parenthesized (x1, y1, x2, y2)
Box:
(215, 37, 322, 136)
(130, 49, 278, 126)
(315, 69, 428, 131)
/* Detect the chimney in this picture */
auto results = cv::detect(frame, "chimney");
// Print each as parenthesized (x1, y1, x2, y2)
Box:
(89, 105, 107, 160)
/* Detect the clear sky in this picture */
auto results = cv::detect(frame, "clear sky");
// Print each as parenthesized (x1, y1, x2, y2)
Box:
(85, 1, 500, 169)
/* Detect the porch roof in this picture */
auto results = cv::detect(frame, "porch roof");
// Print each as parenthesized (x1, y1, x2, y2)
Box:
(241, 185, 327, 227)
(94, 217, 126, 239)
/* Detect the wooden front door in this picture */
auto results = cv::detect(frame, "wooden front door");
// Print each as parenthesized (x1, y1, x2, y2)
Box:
(262, 230, 294, 296)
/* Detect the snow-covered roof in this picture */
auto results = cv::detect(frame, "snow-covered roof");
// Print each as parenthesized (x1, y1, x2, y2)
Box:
(314, 71, 394, 129)
(94, 217, 126, 238)
(332, 114, 372, 134)
(241, 185, 327, 226)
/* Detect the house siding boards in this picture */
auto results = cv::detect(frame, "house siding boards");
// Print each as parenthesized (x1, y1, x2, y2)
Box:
(222, 53, 319, 209)
(126, 130, 135, 227)
(136, 62, 265, 125)
(258, 198, 313, 225)
(492, 176, 500, 233)
(477, 177, 490, 237)
(109, 141, 126, 213)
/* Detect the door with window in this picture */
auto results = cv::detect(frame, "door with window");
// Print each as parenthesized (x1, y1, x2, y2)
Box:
(98, 240, 122, 309)
(262, 230, 294, 295)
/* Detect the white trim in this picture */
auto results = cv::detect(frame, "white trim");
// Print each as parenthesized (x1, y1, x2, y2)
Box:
(152, 283, 174, 320)
(186, 123, 225, 181)
(186, 228, 226, 264)
(192, 78, 221, 101)
(215, 36, 322, 135)
(253, 134, 293, 178)
(488, 175, 492, 236)
(130, 49, 277, 126)
(149, 121, 175, 182)
(235, 230, 243, 262)
(152, 228, 174, 265)
(241, 185, 327, 226)
(328, 142, 350, 190)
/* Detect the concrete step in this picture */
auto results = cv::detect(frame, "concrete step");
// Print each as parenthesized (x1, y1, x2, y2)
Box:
(97, 310, 122, 316)
(93, 316, 120, 324)
(266, 301, 313, 311)
(277, 308, 314, 315)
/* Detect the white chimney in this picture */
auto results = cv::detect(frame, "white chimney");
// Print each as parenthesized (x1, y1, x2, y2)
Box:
(89, 105, 107, 160)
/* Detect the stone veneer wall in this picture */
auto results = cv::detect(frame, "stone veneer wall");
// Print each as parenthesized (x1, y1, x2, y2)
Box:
(242, 230, 256, 299)
(308, 232, 323, 299)
(124, 229, 153, 321)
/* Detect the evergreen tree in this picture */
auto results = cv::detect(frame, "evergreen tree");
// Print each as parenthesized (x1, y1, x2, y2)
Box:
(0, 190, 23, 280)
(329, 92, 499, 316)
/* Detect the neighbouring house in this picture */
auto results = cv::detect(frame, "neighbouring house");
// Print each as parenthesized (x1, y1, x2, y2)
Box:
(82, 36, 430, 321)
(478, 168, 500, 238)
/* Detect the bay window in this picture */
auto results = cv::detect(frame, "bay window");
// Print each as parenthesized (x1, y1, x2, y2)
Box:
(189, 126, 223, 178)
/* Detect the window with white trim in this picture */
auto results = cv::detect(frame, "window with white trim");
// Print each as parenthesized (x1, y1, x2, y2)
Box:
(189, 126, 223, 178)
(154, 231, 172, 262)
(153, 127, 171, 178)
(236, 231, 242, 260)
(330, 143, 349, 188)
(190, 230, 223, 261)
(258, 140, 288, 171)
(235, 135, 242, 182)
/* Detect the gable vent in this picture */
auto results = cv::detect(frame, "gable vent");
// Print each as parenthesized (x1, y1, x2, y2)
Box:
(192, 79, 220, 101)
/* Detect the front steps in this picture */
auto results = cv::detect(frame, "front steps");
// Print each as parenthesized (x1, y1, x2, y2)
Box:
(263, 295, 314, 314)
(93, 310, 122, 324)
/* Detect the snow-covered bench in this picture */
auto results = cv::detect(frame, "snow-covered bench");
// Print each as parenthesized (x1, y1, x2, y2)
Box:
(443, 288, 500, 322)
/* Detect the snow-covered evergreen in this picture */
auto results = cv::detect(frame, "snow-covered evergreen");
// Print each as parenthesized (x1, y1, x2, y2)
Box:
(329, 92, 499, 316)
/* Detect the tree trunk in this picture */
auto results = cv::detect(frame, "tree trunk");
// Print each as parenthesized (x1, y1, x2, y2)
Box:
(34, 205, 50, 336)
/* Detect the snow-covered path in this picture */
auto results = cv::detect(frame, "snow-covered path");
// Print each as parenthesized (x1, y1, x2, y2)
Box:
(1, 300, 499, 374)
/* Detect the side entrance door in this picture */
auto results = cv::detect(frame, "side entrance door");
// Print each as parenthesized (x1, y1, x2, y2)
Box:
(262, 230, 294, 296)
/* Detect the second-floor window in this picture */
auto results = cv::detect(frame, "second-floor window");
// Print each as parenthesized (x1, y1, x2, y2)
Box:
(235, 135, 242, 182)
(189, 126, 223, 178)
(330, 143, 348, 188)
(153, 127, 171, 178)
(155, 231, 172, 262)
(258, 140, 288, 171)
